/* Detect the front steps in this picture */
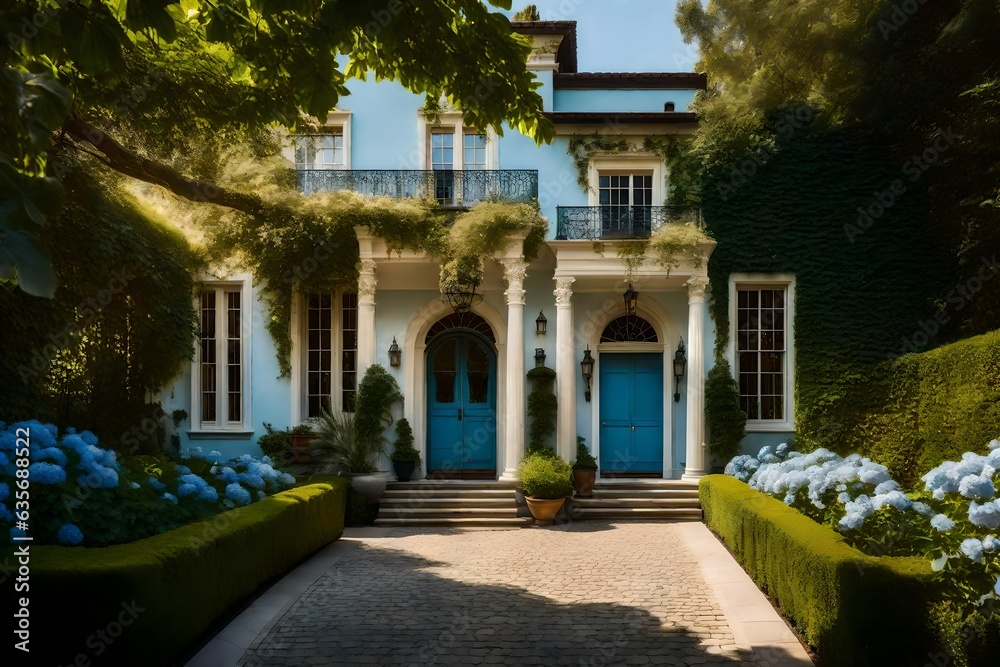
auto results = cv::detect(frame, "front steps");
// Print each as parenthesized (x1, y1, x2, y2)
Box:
(567, 480, 702, 521)
(374, 481, 531, 528)
(374, 479, 702, 527)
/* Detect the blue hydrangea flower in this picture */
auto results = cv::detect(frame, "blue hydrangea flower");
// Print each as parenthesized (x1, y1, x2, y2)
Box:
(57, 524, 84, 545)
(196, 486, 218, 503)
(278, 473, 295, 486)
(257, 490, 266, 501)
(989, 440, 1000, 451)
(0, 452, 7, 467)
(28, 461, 67, 485)
(148, 477, 166, 491)
(0, 503, 13, 522)
(839, 512, 866, 530)
(130, 482, 140, 489)
(0, 482, 8, 502)
(982, 535, 1000, 552)
(79, 430, 99, 447)
(959, 474, 995, 501)
(177, 483, 198, 497)
(912, 502, 935, 517)
(162, 492, 178, 504)
(969, 501, 1000, 529)
(961, 537, 985, 562)
(225, 483, 251, 506)
(930, 514, 955, 532)
(175, 465, 191, 475)
(34, 446, 68, 467)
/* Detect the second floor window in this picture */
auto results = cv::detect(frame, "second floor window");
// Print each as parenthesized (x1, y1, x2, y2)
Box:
(599, 172, 654, 236)
(463, 132, 487, 170)
(295, 132, 344, 170)
(430, 131, 454, 170)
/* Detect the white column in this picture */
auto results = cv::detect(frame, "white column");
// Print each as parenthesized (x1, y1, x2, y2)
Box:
(499, 257, 528, 481)
(554, 277, 576, 462)
(683, 276, 710, 480)
(357, 259, 377, 377)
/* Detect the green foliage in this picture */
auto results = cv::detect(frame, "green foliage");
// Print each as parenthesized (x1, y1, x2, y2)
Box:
(704, 359, 746, 465)
(353, 364, 402, 462)
(517, 452, 574, 499)
(572, 436, 598, 472)
(15, 479, 347, 666)
(512, 5, 541, 21)
(309, 409, 375, 475)
(258, 423, 292, 464)
(699, 475, 955, 667)
(390, 417, 421, 465)
(526, 365, 557, 455)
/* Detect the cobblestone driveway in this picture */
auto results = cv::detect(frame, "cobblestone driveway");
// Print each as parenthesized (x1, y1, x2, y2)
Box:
(237, 523, 802, 666)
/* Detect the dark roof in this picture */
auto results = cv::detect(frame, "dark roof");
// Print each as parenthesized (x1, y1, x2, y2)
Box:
(554, 72, 707, 90)
(510, 20, 578, 73)
(546, 112, 698, 125)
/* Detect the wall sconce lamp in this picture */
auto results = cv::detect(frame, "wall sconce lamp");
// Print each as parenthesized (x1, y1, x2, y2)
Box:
(534, 347, 546, 368)
(581, 347, 595, 402)
(623, 282, 638, 318)
(535, 311, 547, 335)
(673, 339, 687, 402)
(388, 337, 401, 367)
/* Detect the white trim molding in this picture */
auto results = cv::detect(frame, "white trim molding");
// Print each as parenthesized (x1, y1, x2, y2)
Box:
(726, 273, 797, 433)
(587, 154, 665, 205)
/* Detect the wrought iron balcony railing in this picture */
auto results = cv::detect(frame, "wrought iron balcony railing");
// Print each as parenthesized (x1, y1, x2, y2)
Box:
(296, 169, 538, 207)
(555, 205, 703, 240)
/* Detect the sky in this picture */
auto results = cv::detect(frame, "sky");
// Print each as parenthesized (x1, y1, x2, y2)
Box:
(498, 0, 699, 73)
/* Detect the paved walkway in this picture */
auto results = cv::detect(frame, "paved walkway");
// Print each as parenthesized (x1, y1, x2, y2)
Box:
(188, 523, 813, 666)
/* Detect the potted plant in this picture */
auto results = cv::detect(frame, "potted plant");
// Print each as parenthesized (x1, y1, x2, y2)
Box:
(288, 423, 316, 463)
(309, 408, 387, 503)
(390, 417, 421, 482)
(571, 436, 598, 497)
(258, 422, 293, 465)
(517, 452, 574, 526)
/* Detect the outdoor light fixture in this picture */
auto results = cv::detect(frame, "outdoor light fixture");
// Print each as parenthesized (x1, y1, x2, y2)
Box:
(441, 283, 483, 315)
(623, 282, 638, 317)
(673, 339, 687, 402)
(388, 337, 401, 368)
(534, 347, 546, 368)
(535, 310, 547, 336)
(581, 347, 595, 402)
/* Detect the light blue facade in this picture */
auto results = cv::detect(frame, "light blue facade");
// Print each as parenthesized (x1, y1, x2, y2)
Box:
(162, 18, 794, 476)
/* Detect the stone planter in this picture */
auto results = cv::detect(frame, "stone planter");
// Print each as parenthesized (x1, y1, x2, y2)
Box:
(350, 473, 388, 504)
(524, 496, 567, 527)
(573, 470, 596, 498)
(289, 433, 316, 463)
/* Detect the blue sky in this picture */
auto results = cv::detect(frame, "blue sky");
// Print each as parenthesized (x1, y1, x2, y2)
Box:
(498, 0, 698, 72)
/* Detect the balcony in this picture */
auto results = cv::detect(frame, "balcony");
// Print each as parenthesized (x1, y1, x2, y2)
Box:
(555, 205, 703, 240)
(296, 169, 538, 207)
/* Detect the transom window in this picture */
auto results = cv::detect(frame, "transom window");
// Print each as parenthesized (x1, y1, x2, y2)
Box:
(600, 316, 658, 343)
(306, 292, 358, 417)
(294, 131, 345, 170)
(198, 286, 244, 429)
(737, 288, 786, 420)
(425, 312, 495, 345)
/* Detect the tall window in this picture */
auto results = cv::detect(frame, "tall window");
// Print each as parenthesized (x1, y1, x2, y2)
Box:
(599, 172, 653, 236)
(463, 132, 487, 170)
(306, 292, 358, 418)
(294, 131, 345, 170)
(199, 286, 244, 428)
(430, 130, 454, 204)
(736, 287, 786, 420)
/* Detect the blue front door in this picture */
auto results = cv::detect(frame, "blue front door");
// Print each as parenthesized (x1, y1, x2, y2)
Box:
(427, 334, 497, 474)
(599, 353, 664, 474)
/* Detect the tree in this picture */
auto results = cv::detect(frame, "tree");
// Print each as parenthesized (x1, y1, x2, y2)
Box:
(512, 4, 541, 21)
(0, 0, 554, 297)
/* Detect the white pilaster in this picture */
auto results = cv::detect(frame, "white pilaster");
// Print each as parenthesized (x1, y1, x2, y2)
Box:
(499, 257, 528, 481)
(357, 259, 377, 377)
(554, 277, 576, 462)
(683, 276, 710, 480)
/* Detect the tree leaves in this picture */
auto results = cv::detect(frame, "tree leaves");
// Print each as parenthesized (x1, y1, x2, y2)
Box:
(0, 230, 57, 297)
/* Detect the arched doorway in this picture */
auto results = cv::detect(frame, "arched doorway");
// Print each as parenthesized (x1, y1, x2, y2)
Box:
(598, 314, 664, 476)
(425, 313, 498, 478)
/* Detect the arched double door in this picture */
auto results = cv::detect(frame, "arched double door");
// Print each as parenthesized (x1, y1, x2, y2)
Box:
(426, 332, 497, 477)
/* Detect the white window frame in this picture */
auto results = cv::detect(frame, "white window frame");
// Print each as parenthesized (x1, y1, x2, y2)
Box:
(416, 111, 498, 170)
(190, 275, 253, 437)
(289, 289, 358, 425)
(726, 273, 796, 432)
(287, 111, 352, 170)
(588, 156, 665, 206)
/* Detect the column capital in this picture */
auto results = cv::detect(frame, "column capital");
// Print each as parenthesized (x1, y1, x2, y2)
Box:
(686, 275, 710, 302)
(358, 259, 377, 303)
(501, 257, 528, 306)
(553, 276, 575, 307)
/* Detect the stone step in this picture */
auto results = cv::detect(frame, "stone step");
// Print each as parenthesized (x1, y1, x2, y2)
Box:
(588, 489, 699, 499)
(386, 481, 510, 491)
(592, 481, 699, 490)
(377, 507, 520, 519)
(570, 497, 702, 508)
(373, 517, 533, 528)
(381, 497, 516, 509)
(569, 507, 703, 520)
(381, 489, 514, 500)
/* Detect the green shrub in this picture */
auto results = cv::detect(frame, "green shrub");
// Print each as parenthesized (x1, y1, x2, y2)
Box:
(704, 358, 746, 464)
(353, 364, 401, 457)
(310, 409, 377, 474)
(390, 417, 421, 465)
(13, 478, 348, 666)
(518, 453, 573, 499)
(571, 436, 598, 471)
(258, 422, 292, 462)
(699, 475, 953, 667)
(527, 365, 557, 455)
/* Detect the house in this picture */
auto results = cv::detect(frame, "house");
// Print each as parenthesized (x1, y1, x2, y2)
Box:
(162, 20, 795, 481)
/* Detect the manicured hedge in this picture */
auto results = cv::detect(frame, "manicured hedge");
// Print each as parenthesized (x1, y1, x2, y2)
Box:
(6, 477, 347, 666)
(700, 475, 943, 667)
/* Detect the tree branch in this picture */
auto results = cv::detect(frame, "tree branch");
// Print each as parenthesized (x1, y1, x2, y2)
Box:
(63, 116, 265, 216)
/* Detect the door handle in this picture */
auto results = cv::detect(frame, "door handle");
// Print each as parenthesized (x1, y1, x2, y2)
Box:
(458, 408, 463, 421)
(631, 425, 635, 431)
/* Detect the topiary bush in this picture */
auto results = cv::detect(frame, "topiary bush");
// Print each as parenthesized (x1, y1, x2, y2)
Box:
(572, 436, 598, 472)
(517, 452, 573, 499)
(353, 364, 401, 459)
(526, 365, 557, 456)
(704, 358, 746, 466)
(390, 417, 420, 465)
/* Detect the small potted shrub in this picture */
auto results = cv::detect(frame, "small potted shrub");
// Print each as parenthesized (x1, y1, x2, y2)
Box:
(390, 418, 421, 482)
(258, 422, 292, 465)
(517, 452, 574, 526)
(288, 423, 316, 463)
(571, 436, 598, 497)
(310, 409, 387, 503)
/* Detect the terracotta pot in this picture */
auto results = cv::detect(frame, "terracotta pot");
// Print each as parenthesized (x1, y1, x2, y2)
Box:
(289, 433, 315, 463)
(573, 470, 596, 498)
(525, 496, 567, 526)
(350, 474, 388, 504)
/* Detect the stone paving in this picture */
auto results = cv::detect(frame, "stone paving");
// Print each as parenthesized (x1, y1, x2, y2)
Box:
(234, 523, 807, 666)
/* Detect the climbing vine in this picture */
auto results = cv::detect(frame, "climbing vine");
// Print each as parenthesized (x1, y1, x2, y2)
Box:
(526, 366, 557, 455)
